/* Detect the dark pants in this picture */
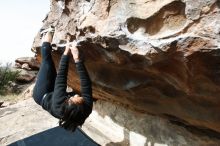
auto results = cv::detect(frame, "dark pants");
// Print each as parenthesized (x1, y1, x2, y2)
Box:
(33, 42, 57, 105)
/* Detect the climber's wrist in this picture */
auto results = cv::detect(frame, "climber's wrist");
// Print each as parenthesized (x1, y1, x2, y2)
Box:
(73, 57, 80, 63)
(63, 48, 70, 55)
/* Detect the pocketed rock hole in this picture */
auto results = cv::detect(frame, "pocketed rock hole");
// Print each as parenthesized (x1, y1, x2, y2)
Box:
(126, 1, 187, 37)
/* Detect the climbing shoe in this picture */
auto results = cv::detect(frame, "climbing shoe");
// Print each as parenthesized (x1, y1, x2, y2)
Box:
(40, 26, 55, 34)
(40, 26, 55, 39)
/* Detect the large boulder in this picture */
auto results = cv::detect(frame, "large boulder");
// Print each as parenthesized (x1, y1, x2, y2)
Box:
(32, 0, 220, 141)
(15, 57, 40, 70)
(15, 69, 37, 83)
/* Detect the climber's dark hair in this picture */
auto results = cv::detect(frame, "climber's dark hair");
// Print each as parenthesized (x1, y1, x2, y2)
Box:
(59, 103, 83, 132)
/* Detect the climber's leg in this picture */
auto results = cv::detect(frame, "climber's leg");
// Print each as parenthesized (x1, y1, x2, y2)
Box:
(33, 31, 57, 105)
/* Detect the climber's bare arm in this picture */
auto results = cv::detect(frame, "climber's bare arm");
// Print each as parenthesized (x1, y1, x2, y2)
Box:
(70, 45, 80, 63)
(63, 33, 72, 56)
(63, 38, 84, 105)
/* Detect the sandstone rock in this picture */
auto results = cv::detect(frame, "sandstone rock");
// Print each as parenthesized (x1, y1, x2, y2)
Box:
(20, 83, 35, 100)
(15, 57, 40, 70)
(7, 81, 20, 93)
(83, 100, 220, 146)
(21, 63, 31, 71)
(14, 62, 22, 69)
(33, 0, 220, 141)
(15, 69, 36, 83)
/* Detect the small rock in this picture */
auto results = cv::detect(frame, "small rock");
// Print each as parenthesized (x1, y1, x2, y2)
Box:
(16, 74, 35, 83)
(8, 81, 17, 87)
(16, 69, 36, 83)
(14, 63, 22, 69)
(21, 63, 31, 71)
(15, 57, 40, 70)
(20, 83, 35, 100)
(7, 81, 18, 93)
(202, 6, 210, 14)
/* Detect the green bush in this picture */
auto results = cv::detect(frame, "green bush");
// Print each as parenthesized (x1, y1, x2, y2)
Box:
(0, 63, 20, 95)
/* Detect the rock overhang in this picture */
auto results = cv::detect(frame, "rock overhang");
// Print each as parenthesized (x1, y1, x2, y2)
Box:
(32, 0, 220, 134)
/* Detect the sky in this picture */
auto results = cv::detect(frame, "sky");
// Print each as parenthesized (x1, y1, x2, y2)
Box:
(0, 0, 50, 64)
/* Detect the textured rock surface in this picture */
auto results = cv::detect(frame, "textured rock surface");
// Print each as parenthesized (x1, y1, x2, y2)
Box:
(0, 99, 58, 146)
(14, 57, 39, 83)
(15, 57, 40, 70)
(33, 0, 220, 139)
(83, 100, 220, 146)
(15, 69, 36, 83)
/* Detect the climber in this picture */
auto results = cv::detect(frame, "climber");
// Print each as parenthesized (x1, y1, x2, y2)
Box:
(33, 27, 93, 131)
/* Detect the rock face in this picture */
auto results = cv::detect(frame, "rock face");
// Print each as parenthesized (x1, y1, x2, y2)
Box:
(83, 100, 220, 146)
(32, 0, 220, 141)
(6, 57, 39, 93)
(14, 57, 39, 83)
(15, 57, 40, 70)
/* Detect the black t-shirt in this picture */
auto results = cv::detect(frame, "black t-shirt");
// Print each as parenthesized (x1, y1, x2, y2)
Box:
(41, 55, 93, 124)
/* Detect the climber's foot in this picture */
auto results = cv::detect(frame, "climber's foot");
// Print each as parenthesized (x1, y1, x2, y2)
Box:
(40, 26, 55, 35)
(41, 31, 53, 43)
(40, 26, 56, 44)
(40, 26, 55, 40)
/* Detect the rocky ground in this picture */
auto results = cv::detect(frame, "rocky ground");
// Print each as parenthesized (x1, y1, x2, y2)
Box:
(0, 98, 58, 146)
(0, 57, 48, 146)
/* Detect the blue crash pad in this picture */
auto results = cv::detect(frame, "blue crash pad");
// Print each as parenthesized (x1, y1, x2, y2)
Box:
(8, 126, 100, 146)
